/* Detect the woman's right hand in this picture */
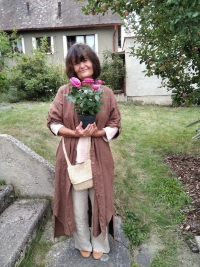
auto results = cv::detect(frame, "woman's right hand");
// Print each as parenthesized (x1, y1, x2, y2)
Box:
(58, 122, 102, 138)
(75, 122, 95, 137)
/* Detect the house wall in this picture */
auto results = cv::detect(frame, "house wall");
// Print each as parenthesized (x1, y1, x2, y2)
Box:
(124, 37, 172, 105)
(19, 26, 117, 64)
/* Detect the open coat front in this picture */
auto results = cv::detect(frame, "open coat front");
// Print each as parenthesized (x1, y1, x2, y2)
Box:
(47, 84, 121, 239)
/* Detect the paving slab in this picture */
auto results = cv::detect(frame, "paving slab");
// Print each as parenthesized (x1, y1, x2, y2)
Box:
(195, 236, 200, 251)
(135, 245, 152, 267)
(45, 217, 130, 267)
(0, 105, 12, 110)
(0, 198, 50, 267)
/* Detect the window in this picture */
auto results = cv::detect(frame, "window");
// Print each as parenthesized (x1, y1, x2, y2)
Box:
(10, 38, 25, 54)
(67, 35, 95, 50)
(32, 36, 54, 54)
(0, 38, 25, 57)
(11, 40, 22, 53)
(63, 34, 98, 58)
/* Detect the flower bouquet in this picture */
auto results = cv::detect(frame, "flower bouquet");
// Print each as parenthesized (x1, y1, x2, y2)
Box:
(66, 77, 103, 128)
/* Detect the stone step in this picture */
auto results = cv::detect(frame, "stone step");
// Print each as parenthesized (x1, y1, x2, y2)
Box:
(0, 185, 14, 215)
(0, 198, 50, 267)
(45, 217, 130, 267)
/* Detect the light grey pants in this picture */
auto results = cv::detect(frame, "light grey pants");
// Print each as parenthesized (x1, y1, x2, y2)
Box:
(72, 187, 110, 253)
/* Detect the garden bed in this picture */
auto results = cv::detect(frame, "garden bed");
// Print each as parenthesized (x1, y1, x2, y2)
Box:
(165, 155, 200, 235)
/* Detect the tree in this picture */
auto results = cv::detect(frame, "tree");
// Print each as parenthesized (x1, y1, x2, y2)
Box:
(0, 30, 17, 94)
(0, 30, 29, 96)
(0, 29, 19, 67)
(0, 30, 11, 67)
(78, 0, 200, 106)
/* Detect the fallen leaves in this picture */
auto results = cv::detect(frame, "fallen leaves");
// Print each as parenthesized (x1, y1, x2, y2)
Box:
(165, 155, 200, 235)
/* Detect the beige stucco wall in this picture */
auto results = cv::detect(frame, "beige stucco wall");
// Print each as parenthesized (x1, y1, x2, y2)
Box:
(19, 26, 117, 64)
(124, 37, 172, 105)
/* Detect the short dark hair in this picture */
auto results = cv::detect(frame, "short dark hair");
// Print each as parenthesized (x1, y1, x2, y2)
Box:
(65, 43, 101, 80)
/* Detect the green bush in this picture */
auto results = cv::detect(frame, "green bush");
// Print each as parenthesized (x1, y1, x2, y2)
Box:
(0, 69, 9, 94)
(8, 54, 68, 101)
(8, 41, 68, 101)
(100, 50, 125, 91)
(7, 88, 26, 103)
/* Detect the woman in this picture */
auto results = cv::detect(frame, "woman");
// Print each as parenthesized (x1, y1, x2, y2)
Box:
(47, 43, 121, 260)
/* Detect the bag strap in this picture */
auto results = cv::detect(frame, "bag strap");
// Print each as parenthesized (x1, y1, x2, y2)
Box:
(62, 137, 91, 166)
(62, 137, 72, 167)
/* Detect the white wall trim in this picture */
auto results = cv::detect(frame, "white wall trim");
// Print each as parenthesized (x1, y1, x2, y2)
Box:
(51, 36, 54, 54)
(63, 36, 67, 59)
(95, 34, 98, 55)
(21, 37, 25, 53)
(32, 37, 36, 53)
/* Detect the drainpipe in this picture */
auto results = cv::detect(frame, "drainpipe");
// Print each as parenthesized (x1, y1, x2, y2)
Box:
(113, 25, 117, 52)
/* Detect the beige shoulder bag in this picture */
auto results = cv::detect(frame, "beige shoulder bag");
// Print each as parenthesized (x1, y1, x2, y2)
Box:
(62, 137, 93, 191)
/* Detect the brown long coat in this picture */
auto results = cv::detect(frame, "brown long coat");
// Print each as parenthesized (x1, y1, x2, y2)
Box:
(47, 84, 121, 239)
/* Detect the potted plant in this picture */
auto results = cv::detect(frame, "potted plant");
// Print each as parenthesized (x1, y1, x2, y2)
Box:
(66, 77, 103, 128)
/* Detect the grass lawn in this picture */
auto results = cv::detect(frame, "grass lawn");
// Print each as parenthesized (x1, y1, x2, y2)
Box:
(0, 101, 199, 266)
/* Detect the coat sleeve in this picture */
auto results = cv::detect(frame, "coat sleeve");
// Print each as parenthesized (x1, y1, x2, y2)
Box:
(47, 85, 68, 133)
(102, 86, 122, 139)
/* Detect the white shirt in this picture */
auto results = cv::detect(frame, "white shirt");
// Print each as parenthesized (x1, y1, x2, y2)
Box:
(50, 123, 118, 163)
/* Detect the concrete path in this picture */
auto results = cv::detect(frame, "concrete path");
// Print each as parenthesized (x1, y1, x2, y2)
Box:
(45, 217, 130, 267)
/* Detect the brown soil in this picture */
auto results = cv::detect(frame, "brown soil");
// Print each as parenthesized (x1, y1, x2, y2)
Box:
(165, 154, 200, 236)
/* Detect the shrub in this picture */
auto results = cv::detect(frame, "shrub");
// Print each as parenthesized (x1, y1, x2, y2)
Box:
(7, 88, 26, 103)
(100, 50, 125, 91)
(8, 38, 68, 101)
(8, 52, 68, 101)
(0, 69, 9, 94)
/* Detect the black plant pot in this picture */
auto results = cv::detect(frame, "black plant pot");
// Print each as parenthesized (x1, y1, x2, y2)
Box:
(78, 114, 96, 129)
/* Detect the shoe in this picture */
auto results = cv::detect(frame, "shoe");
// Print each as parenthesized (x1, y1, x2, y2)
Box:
(92, 250, 103, 260)
(79, 250, 91, 258)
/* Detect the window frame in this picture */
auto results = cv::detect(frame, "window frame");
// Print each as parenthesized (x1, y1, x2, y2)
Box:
(10, 37, 25, 54)
(63, 34, 98, 58)
(32, 36, 54, 54)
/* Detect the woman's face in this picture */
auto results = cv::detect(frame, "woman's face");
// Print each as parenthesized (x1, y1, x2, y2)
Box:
(73, 56, 94, 81)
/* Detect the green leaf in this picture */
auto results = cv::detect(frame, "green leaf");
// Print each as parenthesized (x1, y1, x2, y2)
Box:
(192, 12, 199, 18)
(95, 95, 100, 101)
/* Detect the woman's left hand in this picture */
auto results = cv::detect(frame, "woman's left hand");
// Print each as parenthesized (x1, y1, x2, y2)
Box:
(74, 122, 95, 137)
(91, 123, 106, 137)
(81, 123, 96, 137)
(75, 122, 106, 137)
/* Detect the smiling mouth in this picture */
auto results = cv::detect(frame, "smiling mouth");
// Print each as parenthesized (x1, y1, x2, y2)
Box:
(80, 69, 89, 72)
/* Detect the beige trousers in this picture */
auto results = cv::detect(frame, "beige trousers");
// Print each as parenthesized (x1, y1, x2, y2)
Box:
(72, 187, 110, 253)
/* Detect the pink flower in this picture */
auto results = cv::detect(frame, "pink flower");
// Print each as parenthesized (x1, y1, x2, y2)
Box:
(92, 84, 100, 90)
(70, 77, 81, 88)
(82, 78, 94, 84)
(96, 79, 103, 85)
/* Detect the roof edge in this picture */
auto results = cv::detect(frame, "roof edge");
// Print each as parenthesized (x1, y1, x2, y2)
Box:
(4, 23, 122, 33)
